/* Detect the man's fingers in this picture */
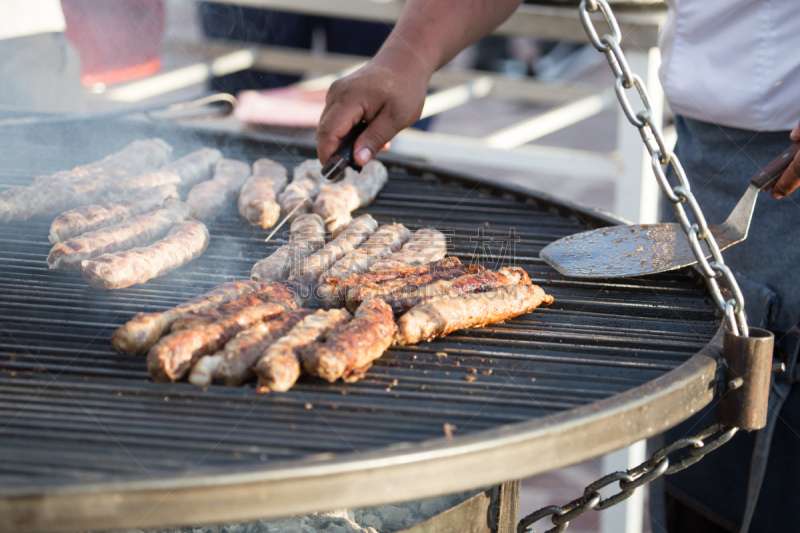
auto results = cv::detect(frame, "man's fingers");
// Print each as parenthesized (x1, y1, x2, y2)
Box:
(791, 124, 800, 142)
(317, 102, 363, 164)
(353, 114, 401, 167)
(771, 150, 800, 199)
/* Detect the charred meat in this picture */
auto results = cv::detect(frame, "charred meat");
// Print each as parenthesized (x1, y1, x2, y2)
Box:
(303, 299, 396, 383)
(253, 308, 351, 393)
(395, 283, 553, 345)
(189, 309, 314, 386)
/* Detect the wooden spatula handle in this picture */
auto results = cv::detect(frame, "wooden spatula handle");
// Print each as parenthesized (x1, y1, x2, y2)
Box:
(751, 141, 800, 190)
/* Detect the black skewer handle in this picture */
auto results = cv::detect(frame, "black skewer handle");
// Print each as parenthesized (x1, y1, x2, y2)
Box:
(321, 121, 368, 181)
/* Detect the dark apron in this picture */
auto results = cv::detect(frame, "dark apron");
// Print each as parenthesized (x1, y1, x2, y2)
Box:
(662, 116, 800, 533)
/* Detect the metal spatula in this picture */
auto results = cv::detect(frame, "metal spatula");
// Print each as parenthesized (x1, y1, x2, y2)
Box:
(540, 142, 800, 278)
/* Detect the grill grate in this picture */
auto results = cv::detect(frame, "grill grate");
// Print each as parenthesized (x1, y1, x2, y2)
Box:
(0, 119, 719, 495)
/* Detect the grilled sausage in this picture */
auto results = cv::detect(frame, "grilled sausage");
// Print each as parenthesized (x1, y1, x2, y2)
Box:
(81, 218, 210, 290)
(289, 213, 326, 244)
(370, 228, 447, 271)
(48, 184, 178, 244)
(289, 214, 377, 286)
(0, 138, 172, 222)
(147, 299, 294, 382)
(273, 159, 325, 221)
(189, 308, 314, 386)
(147, 283, 299, 381)
(116, 169, 181, 191)
(277, 178, 317, 223)
(345, 262, 482, 312)
(314, 183, 358, 236)
(250, 214, 327, 282)
(254, 308, 351, 393)
(253, 158, 289, 191)
(317, 223, 409, 307)
(313, 160, 388, 235)
(33, 138, 173, 188)
(170, 294, 269, 332)
(111, 280, 270, 354)
(326, 256, 462, 290)
(321, 223, 409, 278)
(251, 241, 319, 283)
(293, 159, 324, 182)
(47, 200, 191, 270)
(395, 283, 554, 345)
(170, 282, 301, 331)
(382, 266, 531, 315)
(303, 299, 396, 383)
(162, 147, 222, 191)
(238, 158, 288, 228)
(186, 158, 251, 221)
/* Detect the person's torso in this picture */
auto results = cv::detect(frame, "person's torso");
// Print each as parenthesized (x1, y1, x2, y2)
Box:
(659, 0, 800, 131)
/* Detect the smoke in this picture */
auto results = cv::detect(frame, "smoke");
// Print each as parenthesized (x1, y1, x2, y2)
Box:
(0, 114, 307, 299)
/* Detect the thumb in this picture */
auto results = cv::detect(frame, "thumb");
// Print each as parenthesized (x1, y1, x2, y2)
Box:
(353, 114, 401, 167)
(791, 124, 800, 142)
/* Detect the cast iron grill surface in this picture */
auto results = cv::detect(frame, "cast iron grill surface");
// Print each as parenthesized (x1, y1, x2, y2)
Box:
(0, 119, 719, 493)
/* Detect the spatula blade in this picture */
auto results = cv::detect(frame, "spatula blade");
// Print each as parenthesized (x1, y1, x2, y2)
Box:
(540, 223, 744, 278)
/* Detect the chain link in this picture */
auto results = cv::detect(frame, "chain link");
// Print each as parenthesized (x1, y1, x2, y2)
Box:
(517, 2, 751, 531)
(577, 0, 748, 337)
(517, 425, 738, 533)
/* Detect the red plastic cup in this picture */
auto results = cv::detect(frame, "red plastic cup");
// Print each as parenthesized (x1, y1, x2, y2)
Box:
(62, 0, 164, 86)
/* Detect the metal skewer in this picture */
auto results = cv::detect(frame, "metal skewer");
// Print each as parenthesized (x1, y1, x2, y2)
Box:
(264, 122, 367, 243)
(263, 158, 347, 242)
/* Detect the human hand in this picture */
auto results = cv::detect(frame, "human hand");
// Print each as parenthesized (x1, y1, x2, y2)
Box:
(770, 122, 800, 199)
(316, 0, 525, 167)
(316, 58, 432, 167)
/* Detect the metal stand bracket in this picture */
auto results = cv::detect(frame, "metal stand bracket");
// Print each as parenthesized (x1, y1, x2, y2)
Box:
(717, 327, 775, 431)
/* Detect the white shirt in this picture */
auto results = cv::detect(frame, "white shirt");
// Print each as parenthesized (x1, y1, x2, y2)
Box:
(659, 0, 800, 131)
(0, 0, 66, 41)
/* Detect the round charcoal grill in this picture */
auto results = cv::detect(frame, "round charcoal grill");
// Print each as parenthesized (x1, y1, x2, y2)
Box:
(0, 118, 723, 532)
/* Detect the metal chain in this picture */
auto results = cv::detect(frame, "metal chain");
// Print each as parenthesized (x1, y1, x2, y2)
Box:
(517, 2, 750, 531)
(578, 0, 748, 338)
(517, 424, 738, 533)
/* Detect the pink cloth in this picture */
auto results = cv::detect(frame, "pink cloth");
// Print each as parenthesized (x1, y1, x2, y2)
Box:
(235, 87, 327, 127)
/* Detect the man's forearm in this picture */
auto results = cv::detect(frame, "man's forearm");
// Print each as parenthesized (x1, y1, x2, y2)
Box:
(375, 0, 524, 76)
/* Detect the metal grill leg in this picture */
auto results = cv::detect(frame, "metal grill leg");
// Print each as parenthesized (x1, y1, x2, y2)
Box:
(490, 480, 521, 533)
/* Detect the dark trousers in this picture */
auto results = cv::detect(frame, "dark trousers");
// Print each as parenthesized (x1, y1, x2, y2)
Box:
(662, 116, 800, 533)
